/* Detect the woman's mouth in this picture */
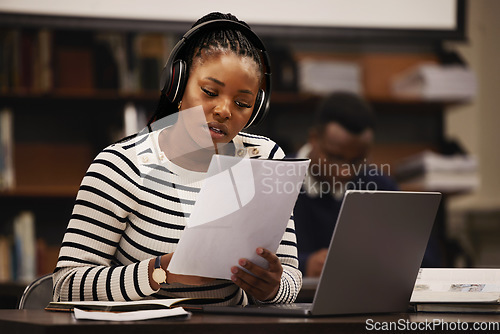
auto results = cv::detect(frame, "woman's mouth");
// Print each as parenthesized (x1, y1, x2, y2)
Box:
(207, 122, 228, 140)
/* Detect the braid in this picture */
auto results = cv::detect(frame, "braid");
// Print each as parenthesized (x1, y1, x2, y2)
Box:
(183, 14, 263, 79)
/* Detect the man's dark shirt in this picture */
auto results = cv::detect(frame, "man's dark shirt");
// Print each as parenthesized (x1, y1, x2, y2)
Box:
(293, 172, 399, 274)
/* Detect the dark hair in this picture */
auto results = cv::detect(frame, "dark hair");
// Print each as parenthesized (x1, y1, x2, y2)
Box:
(152, 12, 264, 124)
(313, 91, 375, 135)
(185, 13, 263, 79)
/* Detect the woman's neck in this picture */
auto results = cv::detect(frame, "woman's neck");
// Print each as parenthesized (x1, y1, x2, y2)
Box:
(159, 124, 216, 172)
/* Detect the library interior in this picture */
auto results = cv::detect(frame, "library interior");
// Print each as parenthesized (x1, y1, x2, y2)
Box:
(0, 0, 500, 331)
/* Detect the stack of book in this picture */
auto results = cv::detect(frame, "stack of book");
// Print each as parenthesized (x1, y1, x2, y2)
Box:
(395, 150, 480, 193)
(298, 59, 362, 95)
(411, 268, 500, 313)
(392, 64, 477, 101)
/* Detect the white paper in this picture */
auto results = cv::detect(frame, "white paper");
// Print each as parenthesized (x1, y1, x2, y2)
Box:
(73, 307, 190, 321)
(168, 155, 310, 279)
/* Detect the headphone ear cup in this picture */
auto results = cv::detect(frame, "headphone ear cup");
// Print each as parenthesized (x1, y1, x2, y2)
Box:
(244, 89, 267, 129)
(164, 59, 187, 103)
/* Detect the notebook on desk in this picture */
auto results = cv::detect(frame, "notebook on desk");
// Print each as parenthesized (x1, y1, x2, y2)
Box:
(201, 190, 442, 317)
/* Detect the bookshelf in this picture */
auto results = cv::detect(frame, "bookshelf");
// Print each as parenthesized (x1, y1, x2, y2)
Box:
(0, 13, 471, 307)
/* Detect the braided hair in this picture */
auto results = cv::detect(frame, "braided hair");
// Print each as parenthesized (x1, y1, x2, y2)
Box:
(149, 12, 264, 126)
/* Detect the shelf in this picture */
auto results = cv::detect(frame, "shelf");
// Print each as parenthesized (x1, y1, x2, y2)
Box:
(270, 92, 442, 105)
(369, 143, 437, 169)
(0, 186, 78, 198)
(0, 90, 467, 107)
(0, 90, 161, 102)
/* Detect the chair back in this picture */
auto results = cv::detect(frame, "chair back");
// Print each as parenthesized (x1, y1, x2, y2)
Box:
(18, 274, 53, 309)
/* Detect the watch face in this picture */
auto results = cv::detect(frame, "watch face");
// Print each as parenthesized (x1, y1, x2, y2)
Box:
(153, 268, 167, 284)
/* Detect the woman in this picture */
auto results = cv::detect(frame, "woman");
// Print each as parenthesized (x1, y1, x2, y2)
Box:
(53, 12, 301, 305)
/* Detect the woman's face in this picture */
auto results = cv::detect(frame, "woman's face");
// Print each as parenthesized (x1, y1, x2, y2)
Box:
(180, 52, 261, 145)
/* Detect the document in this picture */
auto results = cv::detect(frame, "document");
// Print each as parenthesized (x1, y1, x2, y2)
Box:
(168, 155, 310, 280)
(73, 307, 190, 321)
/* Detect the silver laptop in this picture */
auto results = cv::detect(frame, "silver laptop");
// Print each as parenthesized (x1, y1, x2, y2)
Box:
(201, 190, 442, 316)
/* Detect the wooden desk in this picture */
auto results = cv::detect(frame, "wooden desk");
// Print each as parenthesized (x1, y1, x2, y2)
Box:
(1, 309, 499, 334)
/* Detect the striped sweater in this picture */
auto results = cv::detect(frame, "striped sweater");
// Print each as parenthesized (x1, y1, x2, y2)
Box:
(53, 129, 302, 305)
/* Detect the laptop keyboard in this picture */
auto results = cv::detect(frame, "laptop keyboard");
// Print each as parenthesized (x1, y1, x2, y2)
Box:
(257, 303, 311, 310)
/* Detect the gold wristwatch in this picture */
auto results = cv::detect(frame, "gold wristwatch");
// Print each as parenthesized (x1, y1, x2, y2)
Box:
(152, 255, 167, 285)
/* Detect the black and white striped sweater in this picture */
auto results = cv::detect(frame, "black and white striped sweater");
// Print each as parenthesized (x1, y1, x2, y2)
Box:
(53, 130, 302, 305)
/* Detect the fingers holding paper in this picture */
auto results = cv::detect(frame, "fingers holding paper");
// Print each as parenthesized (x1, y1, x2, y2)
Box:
(230, 247, 283, 302)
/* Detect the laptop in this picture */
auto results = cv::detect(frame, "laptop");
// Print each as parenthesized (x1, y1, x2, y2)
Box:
(201, 190, 442, 317)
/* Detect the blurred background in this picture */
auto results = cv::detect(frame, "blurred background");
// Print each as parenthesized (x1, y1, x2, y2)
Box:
(0, 0, 498, 307)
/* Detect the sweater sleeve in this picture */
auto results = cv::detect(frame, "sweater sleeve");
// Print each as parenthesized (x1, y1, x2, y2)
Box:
(53, 147, 157, 302)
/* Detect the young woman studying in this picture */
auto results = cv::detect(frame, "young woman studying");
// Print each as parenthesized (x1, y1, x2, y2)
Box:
(52, 12, 301, 305)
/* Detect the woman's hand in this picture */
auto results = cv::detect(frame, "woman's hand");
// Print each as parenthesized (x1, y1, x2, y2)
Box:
(230, 247, 283, 301)
(149, 253, 215, 290)
(163, 253, 215, 285)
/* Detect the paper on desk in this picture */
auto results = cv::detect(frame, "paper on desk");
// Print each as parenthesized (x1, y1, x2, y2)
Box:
(73, 307, 190, 321)
(168, 155, 309, 280)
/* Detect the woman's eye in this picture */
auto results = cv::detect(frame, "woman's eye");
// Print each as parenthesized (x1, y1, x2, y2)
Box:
(235, 101, 252, 109)
(201, 87, 217, 97)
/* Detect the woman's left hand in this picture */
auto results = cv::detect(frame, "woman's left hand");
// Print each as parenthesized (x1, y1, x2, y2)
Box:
(230, 247, 283, 301)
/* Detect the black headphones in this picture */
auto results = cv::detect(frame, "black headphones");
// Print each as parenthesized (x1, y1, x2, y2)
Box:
(159, 19, 272, 129)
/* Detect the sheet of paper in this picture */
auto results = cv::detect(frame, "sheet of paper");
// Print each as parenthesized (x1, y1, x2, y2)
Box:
(73, 307, 190, 321)
(168, 155, 310, 280)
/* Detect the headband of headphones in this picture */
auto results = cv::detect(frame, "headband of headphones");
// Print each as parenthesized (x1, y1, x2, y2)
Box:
(159, 19, 272, 128)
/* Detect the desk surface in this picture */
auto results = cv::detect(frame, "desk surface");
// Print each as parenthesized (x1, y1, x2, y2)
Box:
(1, 309, 499, 334)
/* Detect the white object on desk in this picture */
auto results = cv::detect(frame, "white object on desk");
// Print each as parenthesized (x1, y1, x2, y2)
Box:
(73, 307, 190, 321)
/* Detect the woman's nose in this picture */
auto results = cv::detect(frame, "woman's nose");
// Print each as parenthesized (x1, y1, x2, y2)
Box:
(213, 101, 231, 121)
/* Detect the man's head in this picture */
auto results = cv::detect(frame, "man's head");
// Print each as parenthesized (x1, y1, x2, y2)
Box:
(308, 92, 375, 186)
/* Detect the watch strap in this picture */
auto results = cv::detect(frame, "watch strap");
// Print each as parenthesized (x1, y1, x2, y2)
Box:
(155, 255, 162, 269)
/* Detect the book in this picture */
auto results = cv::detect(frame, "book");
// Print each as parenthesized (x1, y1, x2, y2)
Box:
(46, 297, 216, 313)
(411, 268, 500, 313)
(37, 28, 53, 93)
(399, 171, 480, 193)
(392, 63, 477, 101)
(0, 235, 12, 282)
(0, 107, 14, 190)
(0, 29, 16, 93)
(54, 47, 94, 93)
(134, 32, 173, 91)
(13, 211, 36, 282)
